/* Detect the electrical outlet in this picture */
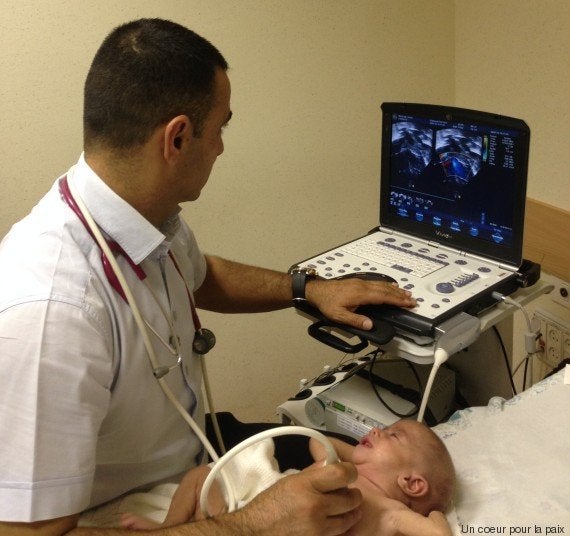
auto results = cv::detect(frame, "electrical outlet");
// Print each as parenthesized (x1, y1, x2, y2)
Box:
(533, 309, 570, 368)
(563, 333, 570, 360)
(545, 328, 562, 367)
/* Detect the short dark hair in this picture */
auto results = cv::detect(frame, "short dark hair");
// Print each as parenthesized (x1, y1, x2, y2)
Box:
(83, 18, 228, 151)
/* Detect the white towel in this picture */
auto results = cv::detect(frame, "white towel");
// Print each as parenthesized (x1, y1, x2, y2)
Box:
(79, 438, 292, 527)
(216, 437, 295, 508)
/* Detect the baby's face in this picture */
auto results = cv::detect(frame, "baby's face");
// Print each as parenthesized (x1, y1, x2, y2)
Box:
(352, 421, 428, 481)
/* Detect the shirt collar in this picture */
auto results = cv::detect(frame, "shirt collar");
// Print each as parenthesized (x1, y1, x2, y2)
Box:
(67, 154, 174, 264)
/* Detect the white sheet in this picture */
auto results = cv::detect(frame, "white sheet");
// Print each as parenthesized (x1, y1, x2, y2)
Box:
(435, 367, 570, 532)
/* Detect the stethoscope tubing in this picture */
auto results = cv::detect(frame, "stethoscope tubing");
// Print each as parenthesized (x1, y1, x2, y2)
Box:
(62, 176, 236, 504)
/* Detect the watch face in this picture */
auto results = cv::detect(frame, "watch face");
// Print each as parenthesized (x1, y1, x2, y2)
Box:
(291, 266, 317, 276)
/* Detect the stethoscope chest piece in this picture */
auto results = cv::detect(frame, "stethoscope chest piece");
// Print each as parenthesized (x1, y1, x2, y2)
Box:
(193, 328, 216, 355)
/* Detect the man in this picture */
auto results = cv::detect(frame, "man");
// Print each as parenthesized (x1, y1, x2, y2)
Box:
(0, 19, 416, 535)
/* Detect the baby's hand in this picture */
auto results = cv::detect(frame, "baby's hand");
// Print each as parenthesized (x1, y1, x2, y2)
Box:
(120, 512, 163, 531)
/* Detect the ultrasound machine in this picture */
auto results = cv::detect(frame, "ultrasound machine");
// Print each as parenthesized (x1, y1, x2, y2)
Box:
(278, 103, 544, 437)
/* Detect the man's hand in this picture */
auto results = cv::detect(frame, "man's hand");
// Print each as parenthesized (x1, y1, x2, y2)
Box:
(225, 461, 362, 536)
(195, 256, 416, 332)
(306, 277, 417, 331)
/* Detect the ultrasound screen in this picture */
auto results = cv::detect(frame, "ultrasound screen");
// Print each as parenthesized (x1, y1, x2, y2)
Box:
(380, 104, 529, 266)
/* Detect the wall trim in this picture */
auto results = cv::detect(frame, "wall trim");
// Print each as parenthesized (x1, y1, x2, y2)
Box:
(523, 198, 570, 282)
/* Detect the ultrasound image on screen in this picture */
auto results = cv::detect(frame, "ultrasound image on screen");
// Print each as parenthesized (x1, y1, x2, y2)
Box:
(388, 114, 519, 249)
(391, 122, 433, 180)
(436, 129, 482, 189)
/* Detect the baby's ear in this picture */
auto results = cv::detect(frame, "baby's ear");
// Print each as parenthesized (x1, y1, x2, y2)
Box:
(397, 473, 429, 498)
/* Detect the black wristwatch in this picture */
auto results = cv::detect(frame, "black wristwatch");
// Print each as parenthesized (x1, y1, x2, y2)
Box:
(290, 266, 318, 304)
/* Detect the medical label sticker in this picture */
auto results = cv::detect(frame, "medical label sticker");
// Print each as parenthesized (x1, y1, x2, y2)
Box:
(336, 413, 370, 437)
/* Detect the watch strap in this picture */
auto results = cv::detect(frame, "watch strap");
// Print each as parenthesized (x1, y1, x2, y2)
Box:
(291, 267, 317, 303)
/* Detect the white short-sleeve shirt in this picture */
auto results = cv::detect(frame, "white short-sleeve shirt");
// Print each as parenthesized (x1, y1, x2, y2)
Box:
(0, 155, 208, 522)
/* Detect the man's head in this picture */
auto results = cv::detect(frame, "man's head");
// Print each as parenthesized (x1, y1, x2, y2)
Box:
(83, 18, 228, 153)
(353, 420, 455, 514)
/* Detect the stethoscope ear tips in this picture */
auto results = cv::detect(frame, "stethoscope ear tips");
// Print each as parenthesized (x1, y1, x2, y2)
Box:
(193, 328, 216, 355)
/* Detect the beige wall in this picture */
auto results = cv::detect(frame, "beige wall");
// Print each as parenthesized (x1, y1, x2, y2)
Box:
(455, 1, 570, 209)
(0, 1, 566, 421)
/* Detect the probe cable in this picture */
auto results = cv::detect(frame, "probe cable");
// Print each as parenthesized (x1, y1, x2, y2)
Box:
(199, 426, 339, 518)
(417, 347, 449, 423)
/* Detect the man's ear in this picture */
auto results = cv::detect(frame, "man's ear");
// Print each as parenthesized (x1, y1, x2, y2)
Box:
(163, 115, 193, 160)
(397, 473, 429, 498)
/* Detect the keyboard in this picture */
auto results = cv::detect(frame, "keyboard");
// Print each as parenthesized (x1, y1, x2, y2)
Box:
(340, 235, 448, 278)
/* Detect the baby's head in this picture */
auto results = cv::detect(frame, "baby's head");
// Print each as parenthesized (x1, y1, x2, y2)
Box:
(353, 420, 455, 515)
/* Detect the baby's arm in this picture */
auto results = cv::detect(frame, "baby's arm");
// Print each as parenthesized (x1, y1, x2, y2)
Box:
(165, 464, 211, 525)
(381, 504, 452, 536)
(121, 464, 226, 530)
(309, 436, 355, 463)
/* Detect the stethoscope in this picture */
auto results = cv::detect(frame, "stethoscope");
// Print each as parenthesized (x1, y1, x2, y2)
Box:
(59, 176, 216, 366)
(59, 174, 338, 516)
(59, 174, 224, 449)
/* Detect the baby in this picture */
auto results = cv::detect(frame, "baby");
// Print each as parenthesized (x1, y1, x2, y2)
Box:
(121, 420, 455, 535)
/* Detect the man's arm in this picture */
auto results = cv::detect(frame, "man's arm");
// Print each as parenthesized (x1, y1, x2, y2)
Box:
(0, 516, 79, 536)
(1, 462, 362, 536)
(194, 255, 416, 330)
(194, 255, 293, 313)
